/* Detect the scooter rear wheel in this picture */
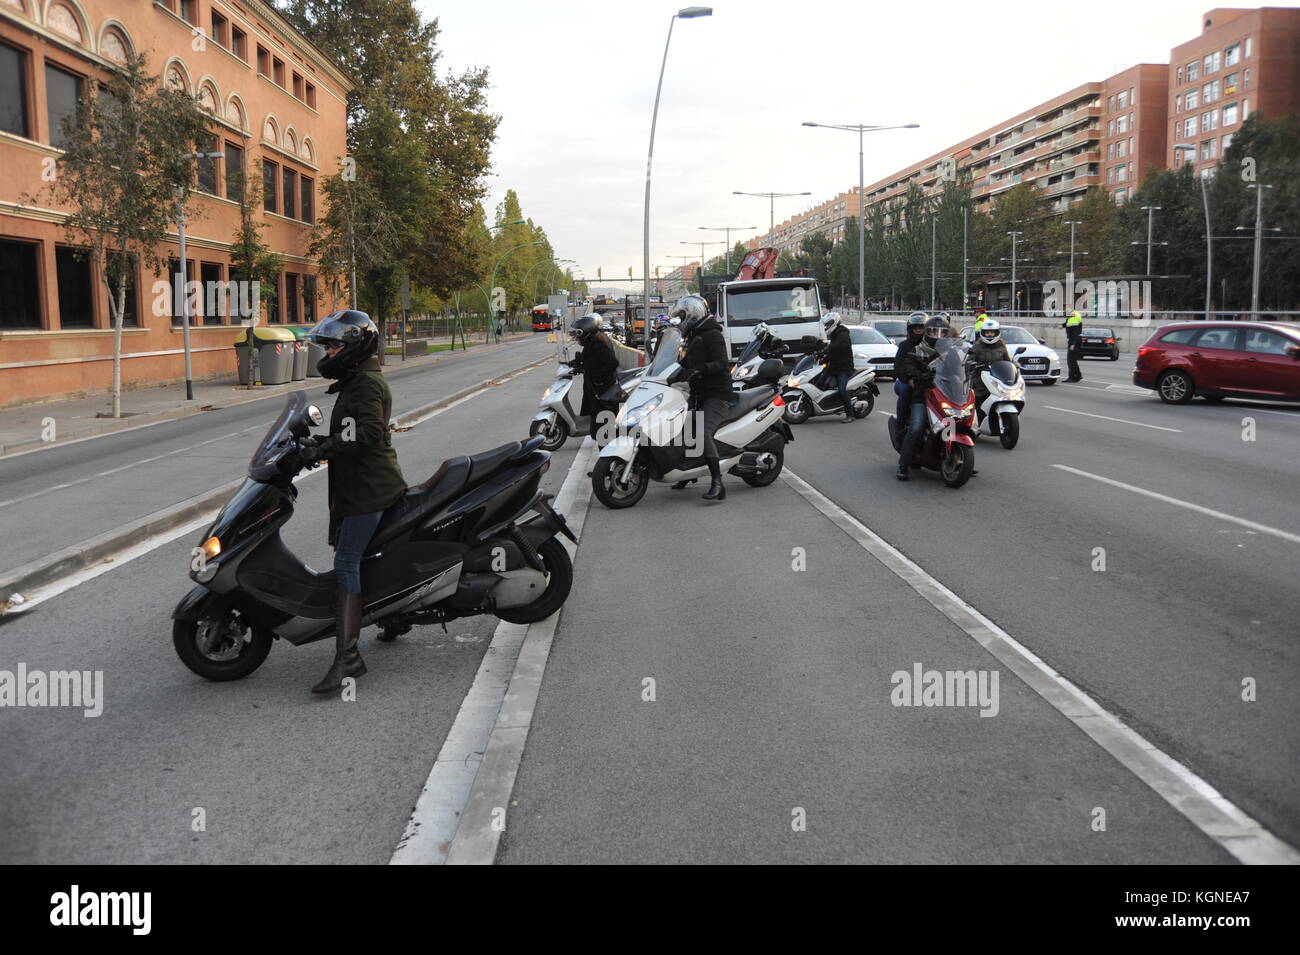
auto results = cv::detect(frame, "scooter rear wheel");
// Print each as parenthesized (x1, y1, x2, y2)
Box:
(495, 538, 573, 624)
(740, 447, 784, 487)
(592, 456, 649, 509)
(852, 390, 875, 418)
(173, 611, 273, 682)
(529, 416, 569, 452)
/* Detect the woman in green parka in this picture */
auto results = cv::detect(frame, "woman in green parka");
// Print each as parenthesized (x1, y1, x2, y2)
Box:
(301, 310, 407, 694)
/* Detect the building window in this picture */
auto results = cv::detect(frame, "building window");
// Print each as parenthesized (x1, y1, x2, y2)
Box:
(292, 73, 303, 100)
(231, 26, 247, 60)
(1117, 139, 1126, 158)
(1225, 42, 1240, 67)
(180, 0, 197, 25)
(195, 134, 220, 195)
(1176, 66, 1183, 85)
(262, 159, 278, 213)
(1107, 142, 1114, 159)
(1107, 166, 1114, 184)
(257, 46, 269, 76)
(1207, 80, 1220, 103)
(1174, 93, 1181, 114)
(1204, 51, 1220, 74)
(305, 81, 316, 109)
(1116, 90, 1127, 109)
(200, 261, 223, 325)
(1243, 68, 1250, 90)
(168, 257, 193, 324)
(1242, 99, 1249, 119)
(272, 58, 285, 87)
(1116, 115, 1127, 134)
(1201, 110, 1218, 132)
(1185, 88, 1199, 110)
(45, 63, 81, 150)
(210, 11, 229, 48)
(1244, 36, 1251, 58)
(1224, 72, 1238, 95)
(1222, 102, 1238, 126)
(1107, 119, 1114, 136)
(1222, 132, 1234, 152)
(55, 247, 92, 328)
(1200, 139, 1217, 160)
(285, 272, 299, 324)
(224, 141, 244, 195)
(1187, 60, 1199, 82)
(107, 251, 139, 327)
(300, 175, 313, 223)
(0, 42, 28, 138)
(303, 274, 316, 324)
(281, 166, 296, 219)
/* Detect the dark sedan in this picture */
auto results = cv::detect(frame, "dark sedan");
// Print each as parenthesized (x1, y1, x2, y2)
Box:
(1079, 326, 1120, 360)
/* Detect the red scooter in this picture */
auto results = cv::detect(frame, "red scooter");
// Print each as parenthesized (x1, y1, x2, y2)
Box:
(887, 338, 977, 488)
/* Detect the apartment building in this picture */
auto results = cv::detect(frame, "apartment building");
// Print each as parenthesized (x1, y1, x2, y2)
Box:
(1101, 64, 1169, 203)
(750, 188, 861, 258)
(1168, 7, 1300, 176)
(0, 0, 352, 405)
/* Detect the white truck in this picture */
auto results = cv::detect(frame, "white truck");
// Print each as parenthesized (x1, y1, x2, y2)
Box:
(714, 276, 825, 359)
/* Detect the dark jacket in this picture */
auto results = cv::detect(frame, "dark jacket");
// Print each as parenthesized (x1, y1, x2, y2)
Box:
(894, 334, 928, 388)
(970, 338, 1011, 368)
(322, 356, 407, 527)
(896, 338, 938, 396)
(824, 324, 854, 375)
(682, 316, 732, 400)
(576, 331, 619, 416)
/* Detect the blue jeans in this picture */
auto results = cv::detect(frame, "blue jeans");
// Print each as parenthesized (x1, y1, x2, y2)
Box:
(834, 371, 853, 416)
(333, 511, 384, 594)
(894, 380, 912, 421)
(899, 401, 927, 467)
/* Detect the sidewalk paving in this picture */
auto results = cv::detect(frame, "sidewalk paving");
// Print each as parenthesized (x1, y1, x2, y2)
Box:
(0, 333, 539, 456)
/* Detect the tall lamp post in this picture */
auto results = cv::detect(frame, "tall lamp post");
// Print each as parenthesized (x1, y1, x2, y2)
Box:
(1172, 143, 1212, 319)
(802, 121, 919, 316)
(682, 239, 725, 291)
(1132, 205, 1165, 277)
(451, 219, 526, 349)
(177, 149, 225, 401)
(1236, 182, 1275, 320)
(699, 225, 756, 274)
(732, 190, 811, 239)
(644, 6, 713, 362)
(1006, 231, 1023, 317)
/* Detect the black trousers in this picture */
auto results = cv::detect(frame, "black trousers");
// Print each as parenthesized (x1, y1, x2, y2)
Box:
(1066, 341, 1081, 379)
(696, 395, 729, 459)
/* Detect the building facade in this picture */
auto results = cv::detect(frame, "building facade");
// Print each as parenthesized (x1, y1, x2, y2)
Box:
(0, 0, 352, 406)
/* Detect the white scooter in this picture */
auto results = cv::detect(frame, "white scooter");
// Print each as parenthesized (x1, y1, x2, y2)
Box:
(781, 342, 878, 424)
(530, 361, 645, 451)
(590, 328, 792, 509)
(973, 359, 1025, 450)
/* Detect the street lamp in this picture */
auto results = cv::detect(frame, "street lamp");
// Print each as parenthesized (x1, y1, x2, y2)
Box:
(177, 149, 225, 402)
(663, 254, 696, 296)
(1062, 219, 1083, 277)
(699, 225, 756, 274)
(682, 239, 725, 291)
(803, 121, 919, 317)
(1172, 143, 1212, 318)
(733, 190, 811, 238)
(644, 5, 713, 361)
(1131, 206, 1165, 277)
(1236, 182, 1275, 319)
(1006, 231, 1023, 317)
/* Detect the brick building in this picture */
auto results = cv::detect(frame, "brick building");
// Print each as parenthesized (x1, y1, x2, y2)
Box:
(0, 0, 352, 405)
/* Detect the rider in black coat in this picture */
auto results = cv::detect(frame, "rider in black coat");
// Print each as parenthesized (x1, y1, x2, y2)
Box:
(570, 314, 620, 437)
(822, 313, 855, 421)
(672, 295, 731, 502)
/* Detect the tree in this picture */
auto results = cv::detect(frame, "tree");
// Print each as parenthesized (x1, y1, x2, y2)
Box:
(227, 142, 283, 323)
(38, 53, 209, 416)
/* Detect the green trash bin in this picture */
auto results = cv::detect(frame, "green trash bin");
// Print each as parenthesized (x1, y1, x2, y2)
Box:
(233, 326, 296, 385)
(288, 326, 309, 381)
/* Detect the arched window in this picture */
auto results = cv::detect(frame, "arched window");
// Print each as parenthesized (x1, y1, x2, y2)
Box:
(1, 1, 29, 17)
(225, 95, 246, 131)
(300, 137, 314, 162)
(100, 26, 130, 65)
(262, 116, 278, 142)
(164, 59, 190, 93)
(46, 3, 86, 45)
(198, 81, 218, 114)
(284, 128, 297, 154)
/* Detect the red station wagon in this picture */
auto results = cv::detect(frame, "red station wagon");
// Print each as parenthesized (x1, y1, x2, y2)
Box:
(1134, 322, 1300, 404)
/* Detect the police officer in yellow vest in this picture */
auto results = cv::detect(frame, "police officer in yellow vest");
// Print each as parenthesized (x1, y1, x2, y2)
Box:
(974, 310, 988, 333)
(1063, 310, 1083, 381)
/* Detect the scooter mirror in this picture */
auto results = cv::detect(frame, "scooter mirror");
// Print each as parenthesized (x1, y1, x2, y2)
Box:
(307, 405, 324, 427)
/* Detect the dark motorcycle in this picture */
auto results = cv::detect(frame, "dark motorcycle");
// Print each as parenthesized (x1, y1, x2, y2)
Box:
(173, 392, 576, 681)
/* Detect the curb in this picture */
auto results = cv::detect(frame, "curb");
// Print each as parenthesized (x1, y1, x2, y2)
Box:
(0, 335, 538, 458)
(0, 353, 553, 607)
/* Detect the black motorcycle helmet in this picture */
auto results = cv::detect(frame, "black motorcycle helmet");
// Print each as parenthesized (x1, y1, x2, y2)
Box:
(923, 314, 950, 342)
(570, 314, 600, 344)
(309, 310, 379, 379)
(906, 311, 929, 335)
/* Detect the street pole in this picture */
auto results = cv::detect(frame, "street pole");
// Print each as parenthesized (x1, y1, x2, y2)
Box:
(930, 213, 937, 311)
(802, 121, 919, 317)
(1064, 219, 1081, 277)
(700, 225, 757, 275)
(1173, 145, 1213, 318)
(1141, 205, 1161, 277)
(645, 7, 712, 364)
(732, 191, 811, 246)
(684, 239, 725, 291)
(176, 149, 223, 401)
(962, 206, 968, 311)
(1248, 183, 1273, 320)
(1007, 231, 1022, 318)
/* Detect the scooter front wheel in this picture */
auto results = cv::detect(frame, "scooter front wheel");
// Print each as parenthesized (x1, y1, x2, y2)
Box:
(529, 416, 569, 452)
(783, 394, 811, 424)
(998, 414, 1020, 450)
(173, 611, 272, 682)
(940, 444, 975, 488)
(592, 455, 649, 509)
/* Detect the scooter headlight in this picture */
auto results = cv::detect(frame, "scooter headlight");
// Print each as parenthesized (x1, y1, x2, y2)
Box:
(785, 375, 801, 389)
(620, 395, 663, 430)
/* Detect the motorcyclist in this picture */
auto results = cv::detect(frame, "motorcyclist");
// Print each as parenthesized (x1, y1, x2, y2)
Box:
(568, 313, 619, 437)
(670, 294, 731, 501)
(969, 319, 1011, 420)
(300, 310, 408, 694)
(895, 314, 950, 481)
(821, 311, 856, 423)
(893, 312, 929, 424)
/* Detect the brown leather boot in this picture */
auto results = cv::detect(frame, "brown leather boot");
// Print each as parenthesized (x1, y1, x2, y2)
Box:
(312, 591, 366, 694)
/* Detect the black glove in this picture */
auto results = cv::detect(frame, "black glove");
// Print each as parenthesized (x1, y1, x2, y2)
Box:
(674, 367, 701, 384)
(297, 435, 332, 469)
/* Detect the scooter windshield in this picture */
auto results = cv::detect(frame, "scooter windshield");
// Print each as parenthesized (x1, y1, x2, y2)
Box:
(790, 352, 819, 377)
(988, 359, 1019, 385)
(248, 391, 306, 481)
(648, 328, 683, 378)
(932, 339, 970, 404)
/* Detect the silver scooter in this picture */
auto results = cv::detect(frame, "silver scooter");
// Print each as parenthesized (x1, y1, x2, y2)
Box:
(530, 361, 645, 451)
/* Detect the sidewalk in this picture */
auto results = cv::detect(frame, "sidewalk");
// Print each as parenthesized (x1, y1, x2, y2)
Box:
(0, 332, 538, 456)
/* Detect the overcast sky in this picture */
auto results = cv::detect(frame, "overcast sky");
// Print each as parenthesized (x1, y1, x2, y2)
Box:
(422, 0, 1299, 292)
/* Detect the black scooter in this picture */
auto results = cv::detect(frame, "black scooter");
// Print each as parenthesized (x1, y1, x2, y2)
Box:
(173, 392, 576, 682)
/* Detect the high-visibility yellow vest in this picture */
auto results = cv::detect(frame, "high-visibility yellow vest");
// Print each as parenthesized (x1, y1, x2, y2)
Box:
(1066, 312, 1082, 326)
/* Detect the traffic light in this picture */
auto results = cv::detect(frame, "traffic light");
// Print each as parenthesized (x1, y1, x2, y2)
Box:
(628, 267, 633, 279)
(597, 267, 601, 281)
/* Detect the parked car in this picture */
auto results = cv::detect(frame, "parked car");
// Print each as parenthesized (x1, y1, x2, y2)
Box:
(849, 324, 897, 378)
(1079, 326, 1121, 360)
(959, 324, 1061, 384)
(1133, 322, 1300, 404)
(870, 319, 909, 346)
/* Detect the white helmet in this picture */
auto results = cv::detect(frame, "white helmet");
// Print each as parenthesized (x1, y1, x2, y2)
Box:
(978, 318, 1002, 343)
(821, 312, 843, 335)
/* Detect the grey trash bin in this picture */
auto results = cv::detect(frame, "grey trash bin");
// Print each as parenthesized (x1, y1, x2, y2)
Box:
(233, 327, 295, 385)
(306, 341, 325, 377)
(290, 340, 307, 381)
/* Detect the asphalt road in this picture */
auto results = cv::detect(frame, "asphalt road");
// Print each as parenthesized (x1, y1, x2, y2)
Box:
(1, 346, 1296, 863)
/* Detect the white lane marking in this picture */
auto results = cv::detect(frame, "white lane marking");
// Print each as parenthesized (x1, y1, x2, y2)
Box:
(1043, 405, 1182, 432)
(0, 429, 257, 510)
(1052, 464, 1300, 545)
(391, 437, 596, 866)
(781, 466, 1300, 865)
(2, 363, 551, 613)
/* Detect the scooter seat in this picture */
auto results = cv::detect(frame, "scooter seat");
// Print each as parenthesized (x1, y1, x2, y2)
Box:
(467, 441, 522, 485)
(371, 456, 471, 547)
(721, 386, 774, 424)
